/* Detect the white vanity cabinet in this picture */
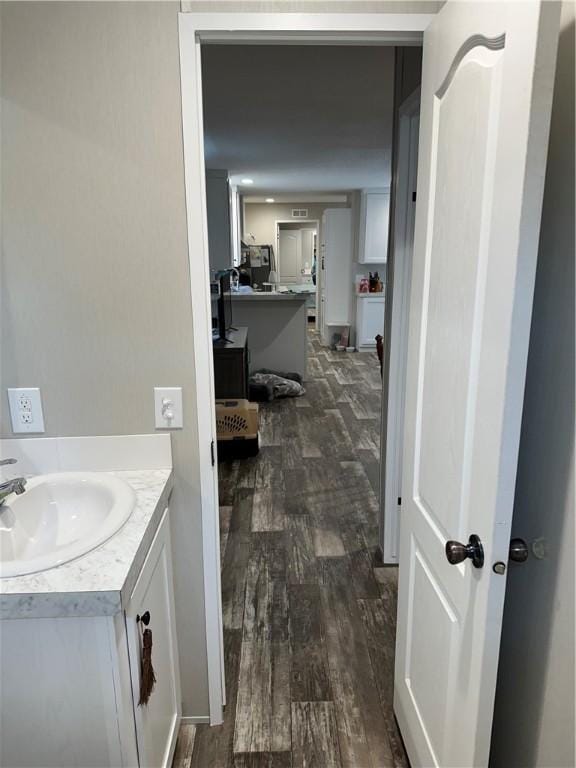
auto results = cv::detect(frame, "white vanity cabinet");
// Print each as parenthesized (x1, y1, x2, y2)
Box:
(358, 190, 390, 264)
(0, 509, 181, 768)
(356, 294, 386, 349)
(126, 509, 181, 768)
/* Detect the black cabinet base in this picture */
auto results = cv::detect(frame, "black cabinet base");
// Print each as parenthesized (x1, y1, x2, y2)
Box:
(217, 436, 259, 461)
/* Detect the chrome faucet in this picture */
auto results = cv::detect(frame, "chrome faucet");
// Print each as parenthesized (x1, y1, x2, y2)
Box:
(0, 459, 27, 505)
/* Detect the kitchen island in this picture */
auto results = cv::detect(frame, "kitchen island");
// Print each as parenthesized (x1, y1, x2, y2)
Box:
(230, 291, 309, 379)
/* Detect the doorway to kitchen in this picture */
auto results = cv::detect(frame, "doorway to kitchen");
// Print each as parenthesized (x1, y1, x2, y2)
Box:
(181, 10, 428, 723)
(178, 6, 558, 767)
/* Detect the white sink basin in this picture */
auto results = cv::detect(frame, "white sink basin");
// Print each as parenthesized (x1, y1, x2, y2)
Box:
(0, 472, 136, 578)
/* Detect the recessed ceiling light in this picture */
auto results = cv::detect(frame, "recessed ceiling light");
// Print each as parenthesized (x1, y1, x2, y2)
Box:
(241, 178, 254, 185)
(265, 198, 275, 203)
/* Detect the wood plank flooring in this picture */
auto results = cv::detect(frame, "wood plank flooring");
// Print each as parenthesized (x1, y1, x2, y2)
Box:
(174, 329, 408, 768)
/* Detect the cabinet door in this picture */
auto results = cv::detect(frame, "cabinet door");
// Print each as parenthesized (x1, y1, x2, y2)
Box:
(126, 509, 181, 768)
(357, 297, 385, 347)
(214, 349, 246, 398)
(360, 191, 390, 264)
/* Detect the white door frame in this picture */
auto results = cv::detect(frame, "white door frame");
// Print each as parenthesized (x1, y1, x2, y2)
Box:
(275, 219, 319, 288)
(178, 10, 432, 724)
(381, 87, 421, 564)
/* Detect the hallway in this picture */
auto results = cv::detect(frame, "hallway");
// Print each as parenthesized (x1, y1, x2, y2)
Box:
(187, 330, 407, 768)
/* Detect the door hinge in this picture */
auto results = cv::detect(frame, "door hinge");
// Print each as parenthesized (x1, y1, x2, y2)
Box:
(412, 191, 417, 203)
(210, 440, 215, 467)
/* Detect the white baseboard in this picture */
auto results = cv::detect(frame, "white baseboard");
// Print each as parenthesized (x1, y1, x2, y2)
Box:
(180, 715, 210, 725)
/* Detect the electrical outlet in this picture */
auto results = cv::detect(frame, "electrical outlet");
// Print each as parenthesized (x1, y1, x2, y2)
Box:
(7, 388, 45, 434)
(18, 395, 32, 412)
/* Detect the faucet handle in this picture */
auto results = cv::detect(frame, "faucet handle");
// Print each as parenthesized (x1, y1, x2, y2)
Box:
(0, 458, 17, 467)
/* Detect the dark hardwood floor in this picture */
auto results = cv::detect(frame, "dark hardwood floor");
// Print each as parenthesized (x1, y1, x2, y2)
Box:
(176, 329, 407, 768)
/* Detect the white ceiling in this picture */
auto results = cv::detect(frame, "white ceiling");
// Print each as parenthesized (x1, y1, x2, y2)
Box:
(201, 45, 395, 194)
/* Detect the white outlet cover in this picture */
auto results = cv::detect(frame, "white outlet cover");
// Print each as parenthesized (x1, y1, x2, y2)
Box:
(154, 387, 183, 429)
(7, 388, 45, 434)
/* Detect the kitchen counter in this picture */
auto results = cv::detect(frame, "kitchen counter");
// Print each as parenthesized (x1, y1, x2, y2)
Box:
(230, 292, 309, 378)
(0, 468, 173, 620)
(231, 291, 310, 301)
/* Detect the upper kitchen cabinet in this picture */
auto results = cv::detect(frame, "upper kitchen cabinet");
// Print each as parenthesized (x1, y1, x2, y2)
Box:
(358, 189, 390, 264)
(206, 169, 233, 273)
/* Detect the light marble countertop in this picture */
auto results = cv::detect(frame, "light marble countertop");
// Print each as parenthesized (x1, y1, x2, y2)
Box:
(0, 468, 173, 620)
(230, 291, 310, 301)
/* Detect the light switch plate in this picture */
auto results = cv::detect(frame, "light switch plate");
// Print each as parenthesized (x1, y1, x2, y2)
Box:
(154, 387, 183, 429)
(7, 388, 45, 434)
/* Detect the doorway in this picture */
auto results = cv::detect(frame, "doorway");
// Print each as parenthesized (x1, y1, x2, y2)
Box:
(178, 6, 559, 766)
(181, 10, 420, 722)
(276, 220, 319, 323)
(276, 223, 317, 286)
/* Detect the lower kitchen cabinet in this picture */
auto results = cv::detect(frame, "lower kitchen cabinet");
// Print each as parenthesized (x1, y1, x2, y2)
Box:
(356, 294, 386, 349)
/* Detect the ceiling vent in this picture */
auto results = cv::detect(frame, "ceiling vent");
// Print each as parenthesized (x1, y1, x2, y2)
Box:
(291, 209, 309, 219)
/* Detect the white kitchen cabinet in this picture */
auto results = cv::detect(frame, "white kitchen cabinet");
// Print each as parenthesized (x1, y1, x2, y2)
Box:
(0, 509, 181, 768)
(358, 190, 390, 264)
(356, 294, 385, 349)
(322, 208, 353, 345)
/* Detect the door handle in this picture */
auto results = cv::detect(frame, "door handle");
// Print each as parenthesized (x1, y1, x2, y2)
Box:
(445, 534, 484, 568)
(509, 538, 529, 563)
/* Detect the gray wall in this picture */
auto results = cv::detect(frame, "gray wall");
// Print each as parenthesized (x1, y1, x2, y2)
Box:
(0, 2, 209, 717)
(244, 201, 347, 248)
(490, 4, 575, 766)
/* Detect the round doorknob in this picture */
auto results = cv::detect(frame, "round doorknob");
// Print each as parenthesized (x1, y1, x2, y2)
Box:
(445, 534, 484, 568)
(509, 538, 529, 563)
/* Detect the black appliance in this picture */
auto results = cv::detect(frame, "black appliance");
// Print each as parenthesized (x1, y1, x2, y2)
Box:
(239, 244, 275, 288)
(211, 272, 233, 342)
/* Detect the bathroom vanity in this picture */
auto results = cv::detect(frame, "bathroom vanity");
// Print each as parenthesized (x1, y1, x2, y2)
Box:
(0, 437, 180, 768)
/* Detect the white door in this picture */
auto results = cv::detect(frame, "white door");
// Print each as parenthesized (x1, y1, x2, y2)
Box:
(394, 3, 560, 767)
(278, 229, 302, 284)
